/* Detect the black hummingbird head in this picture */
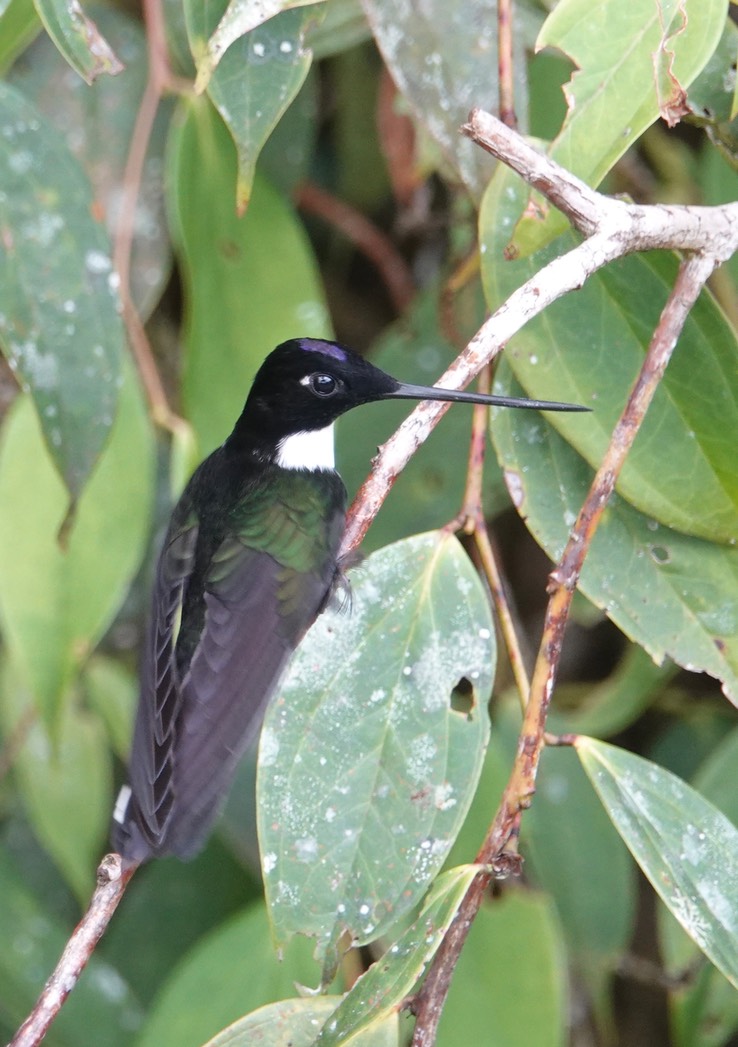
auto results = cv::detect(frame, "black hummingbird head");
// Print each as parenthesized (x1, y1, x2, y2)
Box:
(251, 337, 588, 419)
(228, 337, 588, 459)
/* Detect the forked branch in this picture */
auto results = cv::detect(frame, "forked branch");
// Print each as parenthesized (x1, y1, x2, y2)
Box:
(341, 109, 738, 556)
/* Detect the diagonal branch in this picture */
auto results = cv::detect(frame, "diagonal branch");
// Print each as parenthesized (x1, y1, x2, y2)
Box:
(9, 856, 138, 1047)
(341, 110, 738, 557)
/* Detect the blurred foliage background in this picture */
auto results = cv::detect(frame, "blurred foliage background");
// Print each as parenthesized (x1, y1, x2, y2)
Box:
(0, 0, 737, 1045)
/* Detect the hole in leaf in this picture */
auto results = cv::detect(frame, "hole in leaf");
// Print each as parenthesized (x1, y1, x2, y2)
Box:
(450, 676, 475, 718)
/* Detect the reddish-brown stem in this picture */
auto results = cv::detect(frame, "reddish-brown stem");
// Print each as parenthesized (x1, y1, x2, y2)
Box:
(112, 0, 189, 432)
(473, 522, 531, 710)
(408, 251, 716, 1047)
(294, 181, 416, 314)
(497, 0, 517, 129)
(9, 857, 139, 1047)
(454, 364, 492, 530)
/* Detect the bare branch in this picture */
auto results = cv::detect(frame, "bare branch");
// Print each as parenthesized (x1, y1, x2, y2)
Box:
(342, 109, 738, 557)
(9, 856, 137, 1047)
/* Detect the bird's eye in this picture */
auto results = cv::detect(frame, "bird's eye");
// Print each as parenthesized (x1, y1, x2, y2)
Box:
(309, 373, 338, 397)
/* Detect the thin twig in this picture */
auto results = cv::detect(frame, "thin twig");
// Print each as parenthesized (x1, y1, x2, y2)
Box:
(446, 364, 532, 710)
(473, 524, 531, 711)
(408, 251, 717, 1047)
(9, 856, 139, 1047)
(294, 181, 416, 314)
(452, 363, 492, 532)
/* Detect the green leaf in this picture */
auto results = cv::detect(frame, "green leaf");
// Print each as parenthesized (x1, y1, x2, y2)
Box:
(685, 15, 738, 125)
(657, 727, 738, 1047)
(332, 44, 390, 211)
(362, 0, 533, 199)
(491, 368, 738, 703)
(0, 358, 154, 725)
(315, 865, 481, 1047)
(0, 845, 143, 1045)
(32, 0, 122, 83)
(517, 0, 726, 252)
(437, 892, 567, 1047)
(576, 737, 738, 987)
(307, 0, 371, 60)
(258, 67, 318, 195)
(10, 8, 174, 320)
(204, 997, 398, 1047)
(82, 655, 137, 761)
(135, 905, 341, 1047)
(191, 0, 323, 91)
(700, 133, 738, 298)
(337, 287, 509, 553)
(186, 2, 319, 209)
(0, 0, 41, 74)
(0, 658, 110, 903)
(549, 643, 676, 738)
(0, 82, 126, 499)
(524, 744, 636, 977)
(258, 532, 494, 969)
(167, 97, 332, 455)
(481, 163, 738, 544)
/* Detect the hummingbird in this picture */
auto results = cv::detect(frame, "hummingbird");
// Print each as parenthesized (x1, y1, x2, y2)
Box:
(111, 337, 588, 863)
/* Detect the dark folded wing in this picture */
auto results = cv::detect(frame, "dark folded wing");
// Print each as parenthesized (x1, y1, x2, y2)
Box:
(162, 534, 337, 858)
(114, 467, 346, 862)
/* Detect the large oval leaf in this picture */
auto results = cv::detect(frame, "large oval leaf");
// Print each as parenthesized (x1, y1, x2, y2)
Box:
(167, 97, 332, 455)
(491, 368, 738, 704)
(186, 1, 318, 209)
(0, 359, 154, 725)
(10, 8, 173, 320)
(257, 532, 494, 969)
(481, 164, 738, 543)
(0, 82, 125, 498)
(577, 736, 738, 988)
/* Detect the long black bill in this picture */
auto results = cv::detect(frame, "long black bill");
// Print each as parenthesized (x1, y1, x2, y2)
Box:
(388, 381, 590, 413)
